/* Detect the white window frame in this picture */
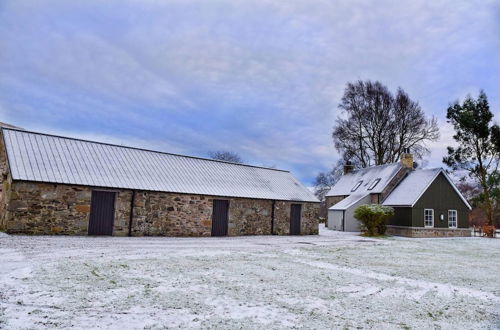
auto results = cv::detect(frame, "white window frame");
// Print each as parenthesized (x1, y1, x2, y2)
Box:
(351, 181, 363, 192)
(368, 178, 381, 190)
(424, 209, 434, 228)
(448, 210, 457, 228)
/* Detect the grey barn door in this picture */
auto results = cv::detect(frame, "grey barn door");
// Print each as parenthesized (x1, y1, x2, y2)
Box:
(290, 204, 302, 235)
(88, 191, 116, 236)
(212, 200, 229, 237)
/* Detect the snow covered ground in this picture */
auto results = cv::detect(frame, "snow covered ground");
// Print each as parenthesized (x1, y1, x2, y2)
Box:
(0, 225, 499, 329)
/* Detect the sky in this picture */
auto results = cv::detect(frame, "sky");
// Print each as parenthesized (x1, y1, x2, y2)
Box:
(0, 0, 499, 185)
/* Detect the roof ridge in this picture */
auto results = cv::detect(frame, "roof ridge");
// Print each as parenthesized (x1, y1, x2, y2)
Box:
(352, 162, 401, 172)
(1, 127, 290, 173)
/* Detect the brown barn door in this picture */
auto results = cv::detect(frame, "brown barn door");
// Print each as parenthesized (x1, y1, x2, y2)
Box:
(290, 204, 302, 235)
(212, 200, 229, 236)
(88, 191, 116, 236)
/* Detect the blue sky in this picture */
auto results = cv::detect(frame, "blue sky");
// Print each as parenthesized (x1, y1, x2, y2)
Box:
(0, 0, 499, 185)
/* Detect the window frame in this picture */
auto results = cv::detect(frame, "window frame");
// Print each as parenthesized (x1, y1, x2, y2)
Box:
(424, 209, 434, 228)
(351, 181, 363, 192)
(448, 210, 457, 228)
(367, 178, 381, 190)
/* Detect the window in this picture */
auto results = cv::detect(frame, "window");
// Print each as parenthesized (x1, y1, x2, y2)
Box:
(368, 178, 381, 190)
(351, 181, 363, 192)
(448, 210, 457, 228)
(424, 209, 434, 227)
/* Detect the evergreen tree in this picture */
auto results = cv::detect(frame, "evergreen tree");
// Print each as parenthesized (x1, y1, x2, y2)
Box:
(443, 91, 500, 226)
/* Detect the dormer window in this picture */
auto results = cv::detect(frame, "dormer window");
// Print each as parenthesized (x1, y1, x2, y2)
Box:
(368, 178, 381, 190)
(351, 181, 363, 192)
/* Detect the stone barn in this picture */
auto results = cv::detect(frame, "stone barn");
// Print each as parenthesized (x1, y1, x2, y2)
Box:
(0, 127, 319, 236)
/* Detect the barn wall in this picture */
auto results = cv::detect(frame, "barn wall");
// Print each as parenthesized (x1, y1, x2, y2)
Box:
(3, 181, 319, 236)
(4, 182, 97, 235)
(228, 198, 273, 236)
(272, 201, 319, 235)
(130, 191, 212, 236)
(0, 130, 10, 230)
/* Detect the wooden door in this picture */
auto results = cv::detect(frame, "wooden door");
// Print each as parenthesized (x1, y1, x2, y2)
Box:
(88, 191, 116, 235)
(212, 200, 229, 236)
(290, 204, 302, 235)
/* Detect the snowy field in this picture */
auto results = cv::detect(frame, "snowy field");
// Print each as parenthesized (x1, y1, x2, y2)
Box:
(1, 225, 499, 329)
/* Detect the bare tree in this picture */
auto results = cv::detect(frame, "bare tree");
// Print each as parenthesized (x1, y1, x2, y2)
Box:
(313, 161, 343, 202)
(208, 150, 243, 164)
(332, 80, 440, 167)
(313, 161, 343, 220)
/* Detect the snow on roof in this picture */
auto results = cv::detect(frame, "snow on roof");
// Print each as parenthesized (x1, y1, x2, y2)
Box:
(328, 193, 369, 210)
(382, 168, 471, 209)
(2, 128, 318, 202)
(326, 163, 402, 196)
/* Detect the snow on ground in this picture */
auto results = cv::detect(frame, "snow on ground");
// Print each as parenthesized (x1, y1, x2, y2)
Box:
(0, 225, 499, 329)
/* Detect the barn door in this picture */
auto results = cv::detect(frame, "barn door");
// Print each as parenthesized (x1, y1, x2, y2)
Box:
(290, 204, 302, 235)
(212, 200, 229, 236)
(88, 191, 116, 235)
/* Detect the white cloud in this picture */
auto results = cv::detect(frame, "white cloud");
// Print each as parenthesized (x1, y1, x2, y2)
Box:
(0, 0, 498, 183)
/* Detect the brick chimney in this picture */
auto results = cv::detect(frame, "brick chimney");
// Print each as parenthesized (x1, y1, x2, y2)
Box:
(401, 148, 414, 169)
(343, 161, 354, 175)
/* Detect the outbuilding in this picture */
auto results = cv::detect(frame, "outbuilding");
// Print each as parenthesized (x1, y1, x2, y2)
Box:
(0, 127, 319, 236)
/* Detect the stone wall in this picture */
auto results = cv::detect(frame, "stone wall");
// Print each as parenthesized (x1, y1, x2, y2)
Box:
(0, 130, 9, 230)
(386, 225, 471, 238)
(273, 201, 319, 235)
(325, 196, 345, 209)
(2, 181, 319, 236)
(130, 192, 213, 236)
(228, 198, 273, 236)
(3, 182, 95, 235)
(0, 131, 8, 180)
(370, 194, 380, 203)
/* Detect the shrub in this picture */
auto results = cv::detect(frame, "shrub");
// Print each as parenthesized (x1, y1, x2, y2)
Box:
(482, 225, 496, 238)
(353, 204, 394, 236)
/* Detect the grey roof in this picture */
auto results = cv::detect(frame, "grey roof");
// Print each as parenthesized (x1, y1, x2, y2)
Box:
(382, 168, 471, 209)
(0, 122, 23, 129)
(2, 128, 318, 202)
(328, 193, 369, 211)
(326, 163, 402, 196)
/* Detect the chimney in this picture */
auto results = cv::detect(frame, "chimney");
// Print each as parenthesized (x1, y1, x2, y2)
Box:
(401, 148, 414, 169)
(343, 161, 354, 175)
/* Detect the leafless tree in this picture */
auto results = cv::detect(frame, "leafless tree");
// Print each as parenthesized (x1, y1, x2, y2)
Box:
(208, 150, 243, 164)
(313, 161, 344, 219)
(313, 161, 343, 202)
(332, 80, 440, 167)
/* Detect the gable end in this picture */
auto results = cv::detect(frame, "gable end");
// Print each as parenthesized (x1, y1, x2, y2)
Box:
(413, 172, 471, 210)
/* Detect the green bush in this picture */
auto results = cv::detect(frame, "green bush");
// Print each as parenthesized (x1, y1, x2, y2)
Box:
(353, 204, 394, 236)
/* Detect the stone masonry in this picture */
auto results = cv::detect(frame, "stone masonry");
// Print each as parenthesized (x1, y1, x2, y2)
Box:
(1, 179, 319, 236)
(386, 225, 471, 238)
(325, 196, 346, 209)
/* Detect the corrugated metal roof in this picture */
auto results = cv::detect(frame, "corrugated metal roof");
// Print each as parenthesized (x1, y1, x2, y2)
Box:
(2, 128, 318, 202)
(382, 168, 471, 209)
(326, 163, 402, 196)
